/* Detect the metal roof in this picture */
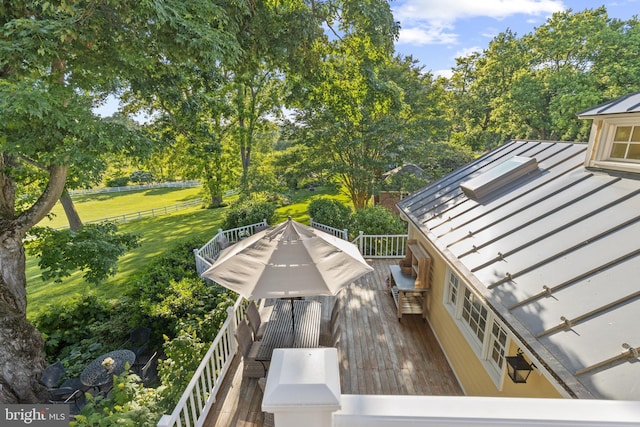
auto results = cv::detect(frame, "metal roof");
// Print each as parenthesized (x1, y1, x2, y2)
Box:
(578, 91, 640, 117)
(398, 140, 640, 400)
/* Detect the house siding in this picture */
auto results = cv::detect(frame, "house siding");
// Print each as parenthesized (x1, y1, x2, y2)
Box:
(409, 227, 562, 398)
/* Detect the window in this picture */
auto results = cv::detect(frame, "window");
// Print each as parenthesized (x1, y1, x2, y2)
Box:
(446, 271, 459, 306)
(610, 125, 640, 161)
(444, 268, 509, 386)
(587, 118, 640, 173)
(461, 288, 488, 344)
(489, 322, 508, 369)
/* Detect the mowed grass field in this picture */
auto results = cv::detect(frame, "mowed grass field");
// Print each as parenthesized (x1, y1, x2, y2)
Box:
(26, 185, 350, 320)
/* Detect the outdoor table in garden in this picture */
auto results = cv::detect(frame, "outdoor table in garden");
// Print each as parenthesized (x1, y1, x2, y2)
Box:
(80, 349, 136, 390)
(256, 299, 321, 361)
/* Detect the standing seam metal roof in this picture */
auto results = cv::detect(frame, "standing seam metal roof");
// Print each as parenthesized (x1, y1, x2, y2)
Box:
(398, 140, 640, 400)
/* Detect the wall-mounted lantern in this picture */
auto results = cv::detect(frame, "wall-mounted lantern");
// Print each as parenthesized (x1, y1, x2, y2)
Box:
(506, 349, 534, 383)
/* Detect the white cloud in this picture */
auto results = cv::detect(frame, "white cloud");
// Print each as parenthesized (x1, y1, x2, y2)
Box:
(394, 0, 565, 46)
(433, 68, 453, 78)
(399, 25, 458, 45)
(394, 0, 565, 23)
(455, 46, 484, 58)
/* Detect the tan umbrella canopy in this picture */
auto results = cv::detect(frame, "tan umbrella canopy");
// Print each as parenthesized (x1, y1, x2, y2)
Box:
(202, 217, 373, 300)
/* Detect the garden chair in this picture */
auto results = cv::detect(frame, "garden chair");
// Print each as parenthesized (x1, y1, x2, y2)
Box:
(245, 301, 267, 340)
(319, 324, 341, 348)
(122, 326, 151, 359)
(139, 352, 158, 386)
(40, 361, 85, 412)
(319, 299, 340, 344)
(235, 319, 267, 378)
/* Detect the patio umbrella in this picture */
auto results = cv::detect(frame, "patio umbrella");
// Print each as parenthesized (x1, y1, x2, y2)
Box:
(202, 217, 373, 328)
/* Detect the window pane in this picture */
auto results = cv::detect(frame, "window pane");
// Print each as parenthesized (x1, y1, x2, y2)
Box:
(627, 144, 640, 160)
(615, 126, 632, 141)
(610, 143, 627, 159)
(631, 127, 640, 142)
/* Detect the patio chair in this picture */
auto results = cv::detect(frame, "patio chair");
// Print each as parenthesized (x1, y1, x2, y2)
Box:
(319, 299, 341, 344)
(257, 377, 275, 427)
(40, 361, 85, 411)
(235, 319, 267, 378)
(217, 234, 230, 251)
(319, 324, 341, 348)
(139, 352, 158, 386)
(245, 301, 267, 340)
(122, 326, 151, 360)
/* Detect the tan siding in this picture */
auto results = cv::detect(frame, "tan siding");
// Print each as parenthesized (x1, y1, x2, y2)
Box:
(410, 226, 563, 399)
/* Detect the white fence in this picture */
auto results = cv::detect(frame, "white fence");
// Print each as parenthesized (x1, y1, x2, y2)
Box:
(69, 180, 200, 196)
(55, 198, 204, 230)
(157, 296, 246, 427)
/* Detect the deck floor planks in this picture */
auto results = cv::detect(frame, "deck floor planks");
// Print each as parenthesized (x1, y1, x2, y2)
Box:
(203, 259, 463, 427)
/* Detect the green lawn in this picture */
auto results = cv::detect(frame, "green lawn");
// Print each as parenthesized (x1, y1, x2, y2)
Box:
(38, 186, 203, 229)
(26, 184, 350, 320)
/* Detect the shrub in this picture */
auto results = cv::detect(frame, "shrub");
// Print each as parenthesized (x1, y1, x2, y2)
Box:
(105, 177, 129, 187)
(130, 170, 154, 184)
(349, 205, 407, 238)
(71, 370, 164, 427)
(223, 199, 276, 229)
(34, 294, 115, 361)
(308, 198, 352, 230)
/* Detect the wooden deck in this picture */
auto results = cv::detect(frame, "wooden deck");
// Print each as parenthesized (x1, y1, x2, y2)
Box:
(203, 259, 463, 427)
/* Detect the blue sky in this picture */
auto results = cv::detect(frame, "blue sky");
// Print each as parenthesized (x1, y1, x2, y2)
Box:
(392, 0, 640, 77)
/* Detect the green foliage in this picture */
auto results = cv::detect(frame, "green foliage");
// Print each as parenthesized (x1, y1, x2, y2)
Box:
(71, 370, 164, 427)
(308, 198, 352, 230)
(33, 294, 119, 363)
(223, 199, 276, 229)
(26, 223, 140, 285)
(447, 7, 640, 150)
(156, 328, 208, 411)
(129, 171, 154, 184)
(349, 206, 407, 239)
(106, 177, 130, 187)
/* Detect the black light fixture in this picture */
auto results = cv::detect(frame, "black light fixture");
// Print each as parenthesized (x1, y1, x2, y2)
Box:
(506, 349, 534, 383)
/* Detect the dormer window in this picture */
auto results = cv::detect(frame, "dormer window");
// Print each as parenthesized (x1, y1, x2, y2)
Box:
(582, 117, 640, 174)
(610, 125, 640, 161)
(578, 92, 640, 174)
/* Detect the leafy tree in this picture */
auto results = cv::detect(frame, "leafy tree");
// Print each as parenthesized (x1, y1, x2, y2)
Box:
(0, 0, 247, 403)
(447, 7, 640, 149)
(26, 223, 139, 285)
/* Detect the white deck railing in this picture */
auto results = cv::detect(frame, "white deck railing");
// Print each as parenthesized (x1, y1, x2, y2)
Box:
(164, 224, 407, 427)
(310, 218, 348, 240)
(157, 296, 246, 427)
(351, 232, 408, 259)
(194, 220, 269, 276)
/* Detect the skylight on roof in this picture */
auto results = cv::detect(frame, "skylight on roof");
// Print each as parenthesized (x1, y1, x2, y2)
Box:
(460, 156, 539, 200)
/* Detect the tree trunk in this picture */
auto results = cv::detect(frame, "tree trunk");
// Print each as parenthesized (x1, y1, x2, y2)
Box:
(60, 188, 83, 231)
(0, 163, 68, 403)
(0, 226, 48, 403)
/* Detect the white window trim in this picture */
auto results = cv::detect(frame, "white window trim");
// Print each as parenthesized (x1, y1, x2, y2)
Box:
(444, 268, 507, 388)
(588, 117, 640, 173)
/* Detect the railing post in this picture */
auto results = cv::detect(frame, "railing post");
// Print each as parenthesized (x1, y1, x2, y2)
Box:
(342, 229, 348, 240)
(358, 231, 364, 254)
(157, 415, 171, 427)
(227, 305, 237, 352)
(263, 348, 341, 427)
